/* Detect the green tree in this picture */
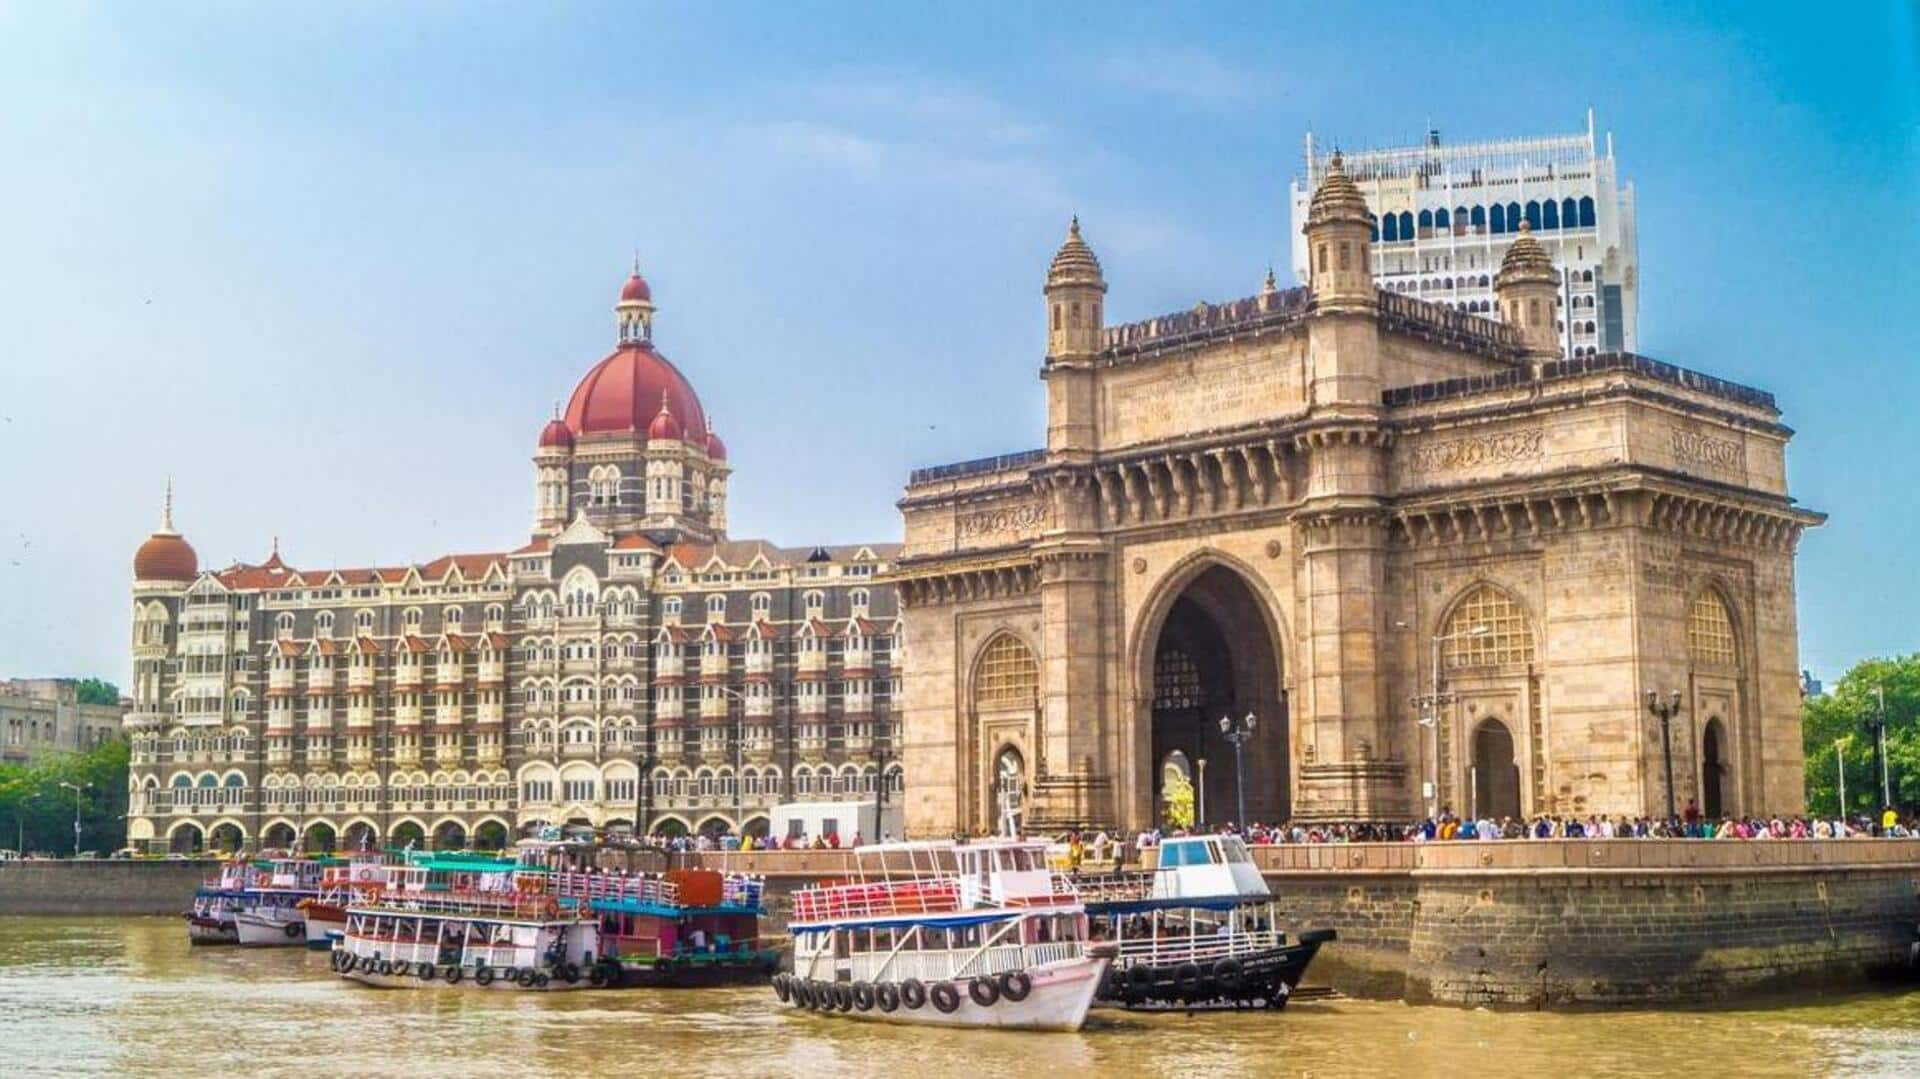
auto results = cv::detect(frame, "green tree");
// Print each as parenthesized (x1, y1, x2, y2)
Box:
(1803, 653, 1919, 817)
(71, 678, 120, 706)
(0, 738, 129, 854)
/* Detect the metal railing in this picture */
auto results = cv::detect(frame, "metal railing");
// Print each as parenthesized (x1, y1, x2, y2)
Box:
(792, 877, 961, 922)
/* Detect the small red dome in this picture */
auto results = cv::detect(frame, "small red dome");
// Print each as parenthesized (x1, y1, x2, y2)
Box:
(647, 393, 684, 441)
(564, 343, 706, 442)
(620, 272, 652, 303)
(134, 531, 198, 582)
(704, 430, 727, 461)
(537, 418, 575, 449)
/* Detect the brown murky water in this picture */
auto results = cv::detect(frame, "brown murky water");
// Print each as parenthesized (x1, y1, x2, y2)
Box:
(1, 917, 1918, 1077)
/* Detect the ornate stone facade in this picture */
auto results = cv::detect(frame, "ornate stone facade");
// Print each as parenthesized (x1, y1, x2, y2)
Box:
(894, 157, 1820, 836)
(125, 270, 901, 853)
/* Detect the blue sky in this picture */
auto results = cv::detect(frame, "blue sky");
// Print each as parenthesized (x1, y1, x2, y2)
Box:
(0, 2, 1914, 686)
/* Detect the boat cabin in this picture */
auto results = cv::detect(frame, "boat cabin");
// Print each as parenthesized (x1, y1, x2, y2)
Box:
(1150, 835, 1269, 901)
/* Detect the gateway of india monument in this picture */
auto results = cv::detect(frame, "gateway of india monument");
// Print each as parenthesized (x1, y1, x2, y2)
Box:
(892, 155, 1823, 836)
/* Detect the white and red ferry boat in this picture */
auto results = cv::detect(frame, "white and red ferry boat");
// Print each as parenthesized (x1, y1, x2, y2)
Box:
(298, 852, 396, 949)
(332, 853, 603, 991)
(185, 858, 253, 945)
(231, 856, 328, 947)
(773, 839, 1113, 1031)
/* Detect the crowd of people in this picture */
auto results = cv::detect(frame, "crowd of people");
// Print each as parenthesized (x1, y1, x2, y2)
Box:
(1133, 799, 1916, 848)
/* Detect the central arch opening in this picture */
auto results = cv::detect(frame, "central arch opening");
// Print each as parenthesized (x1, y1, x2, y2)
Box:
(1148, 564, 1288, 827)
(1702, 718, 1726, 818)
(1470, 719, 1521, 820)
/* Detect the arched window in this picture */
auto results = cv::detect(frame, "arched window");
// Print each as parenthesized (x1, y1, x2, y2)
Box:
(315, 611, 335, 637)
(1470, 205, 1486, 231)
(444, 607, 463, 629)
(404, 607, 424, 631)
(1397, 211, 1413, 240)
(706, 594, 726, 618)
(1441, 586, 1535, 669)
(974, 634, 1038, 708)
(664, 597, 682, 617)
(1506, 203, 1522, 231)
(1561, 197, 1579, 229)
(1489, 204, 1506, 234)
(804, 591, 825, 618)
(750, 593, 771, 618)
(1688, 590, 1739, 668)
(1523, 201, 1541, 230)
(1368, 215, 1379, 242)
(1578, 196, 1596, 227)
(1417, 208, 1433, 231)
(1382, 214, 1399, 242)
(1542, 199, 1560, 229)
(849, 588, 870, 613)
(276, 612, 295, 638)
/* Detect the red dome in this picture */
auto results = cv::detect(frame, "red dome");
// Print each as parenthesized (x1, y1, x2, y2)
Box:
(704, 430, 727, 461)
(620, 272, 652, 303)
(134, 531, 198, 582)
(564, 343, 706, 442)
(537, 418, 575, 449)
(647, 392, 685, 441)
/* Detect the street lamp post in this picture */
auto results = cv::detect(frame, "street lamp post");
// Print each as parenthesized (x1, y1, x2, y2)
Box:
(58, 782, 89, 858)
(15, 794, 32, 853)
(872, 718, 891, 841)
(1217, 712, 1256, 830)
(1835, 737, 1849, 817)
(1407, 624, 1490, 821)
(1195, 758, 1208, 829)
(1870, 685, 1891, 813)
(1644, 691, 1684, 821)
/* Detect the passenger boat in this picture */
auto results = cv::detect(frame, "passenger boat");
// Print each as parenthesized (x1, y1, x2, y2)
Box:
(232, 856, 330, 947)
(331, 853, 605, 991)
(773, 839, 1113, 1031)
(1076, 834, 1335, 1010)
(298, 852, 395, 949)
(185, 858, 252, 945)
(551, 866, 778, 987)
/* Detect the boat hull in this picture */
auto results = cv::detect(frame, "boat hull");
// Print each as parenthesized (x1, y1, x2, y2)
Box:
(301, 903, 346, 950)
(613, 953, 779, 989)
(186, 915, 238, 946)
(332, 954, 596, 992)
(234, 909, 308, 947)
(1096, 932, 1334, 1011)
(775, 956, 1110, 1032)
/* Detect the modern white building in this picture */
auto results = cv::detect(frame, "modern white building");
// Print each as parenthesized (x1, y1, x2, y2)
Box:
(1288, 112, 1637, 357)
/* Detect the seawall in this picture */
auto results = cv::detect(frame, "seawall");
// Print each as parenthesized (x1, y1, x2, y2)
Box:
(0, 860, 214, 915)
(681, 840, 1920, 1007)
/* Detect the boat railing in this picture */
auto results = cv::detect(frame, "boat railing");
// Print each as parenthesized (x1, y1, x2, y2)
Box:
(721, 875, 765, 909)
(355, 888, 569, 920)
(993, 872, 1081, 908)
(1072, 872, 1157, 903)
(1112, 929, 1283, 966)
(550, 871, 681, 907)
(791, 877, 962, 923)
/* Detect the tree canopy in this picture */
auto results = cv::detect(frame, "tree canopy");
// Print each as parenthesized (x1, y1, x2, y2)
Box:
(71, 678, 120, 706)
(1803, 653, 1918, 816)
(0, 738, 129, 854)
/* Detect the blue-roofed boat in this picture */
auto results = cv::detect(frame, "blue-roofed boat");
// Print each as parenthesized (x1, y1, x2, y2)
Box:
(550, 866, 778, 987)
(773, 839, 1114, 1031)
(1077, 834, 1335, 1010)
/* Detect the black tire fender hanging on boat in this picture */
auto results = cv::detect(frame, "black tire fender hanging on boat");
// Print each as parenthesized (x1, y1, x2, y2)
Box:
(475, 966, 496, 987)
(1211, 958, 1244, 995)
(533, 972, 551, 988)
(929, 981, 961, 1013)
(899, 978, 927, 1010)
(1125, 963, 1154, 989)
(418, 963, 437, 981)
(997, 970, 1032, 1002)
(557, 963, 581, 984)
(851, 982, 875, 1011)
(284, 922, 303, 940)
(832, 982, 854, 1011)
(968, 976, 1000, 1007)
(772, 974, 793, 1002)
(874, 982, 900, 1012)
(516, 968, 537, 988)
(444, 965, 463, 985)
(1173, 962, 1205, 996)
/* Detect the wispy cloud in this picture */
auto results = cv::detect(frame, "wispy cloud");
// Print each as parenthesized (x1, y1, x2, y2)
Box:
(1090, 47, 1270, 107)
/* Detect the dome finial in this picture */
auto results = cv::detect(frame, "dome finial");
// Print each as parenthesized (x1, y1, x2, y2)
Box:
(658, 389, 672, 416)
(1263, 265, 1278, 293)
(161, 477, 175, 533)
(1046, 215, 1105, 291)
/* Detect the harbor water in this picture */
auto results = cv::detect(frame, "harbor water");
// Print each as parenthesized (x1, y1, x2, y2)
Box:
(2, 917, 1918, 1078)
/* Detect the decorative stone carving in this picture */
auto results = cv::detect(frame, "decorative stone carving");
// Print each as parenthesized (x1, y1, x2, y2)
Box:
(954, 501, 1049, 542)
(1409, 429, 1545, 473)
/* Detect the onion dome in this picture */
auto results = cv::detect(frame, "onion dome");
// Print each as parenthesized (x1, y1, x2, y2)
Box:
(1306, 151, 1372, 230)
(620, 270, 652, 304)
(704, 427, 727, 461)
(1496, 219, 1557, 287)
(564, 342, 706, 441)
(133, 482, 197, 582)
(537, 413, 575, 450)
(1045, 216, 1105, 290)
(646, 390, 684, 441)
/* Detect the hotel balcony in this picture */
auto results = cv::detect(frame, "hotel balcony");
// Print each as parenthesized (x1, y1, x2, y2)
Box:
(798, 652, 826, 677)
(843, 647, 873, 674)
(346, 702, 374, 729)
(346, 744, 373, 769)
(745, 696, 773, 719)
(477, 700, 504, 726)
(433, 739, 462, 768)
(303, 710, 333, 734)
(346, 666, 374, 692)
(434, 668, 464, 691)
(266, 743, 292, 768)
(476, 739, 503, 767)
(797, 694, 828, 718)
(268, 669, 296, 694)
(478, 660, 506, 685)
(393, 702, 422, 728)
(654, 656, 684, 681)
(394, 665, 423, 689)
(393, 741, 421, 767)
(745, 654, 772, 678)
(434, 702, 463, 728)
(304, 671, 335, 694)
(654, 726, 684, 763)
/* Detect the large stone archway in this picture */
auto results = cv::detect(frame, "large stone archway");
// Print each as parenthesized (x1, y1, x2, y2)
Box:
(1137, 561, 1289, 827)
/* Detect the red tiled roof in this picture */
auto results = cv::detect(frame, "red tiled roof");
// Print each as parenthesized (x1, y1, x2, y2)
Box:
(611, 533, 659, 551)
(512, 538, 551, 555)
(353, 636, 385, 654)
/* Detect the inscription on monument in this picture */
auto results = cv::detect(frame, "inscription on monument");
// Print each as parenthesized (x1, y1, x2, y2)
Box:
(1670, 427, 1744, 473)
(954, 500, 1049, 542)
(1409, 428, 1545, 473)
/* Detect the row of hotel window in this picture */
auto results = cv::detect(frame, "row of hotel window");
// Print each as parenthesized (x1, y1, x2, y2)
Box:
(1374, 197, 1598, 242)
(141, 772, 901, 808)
